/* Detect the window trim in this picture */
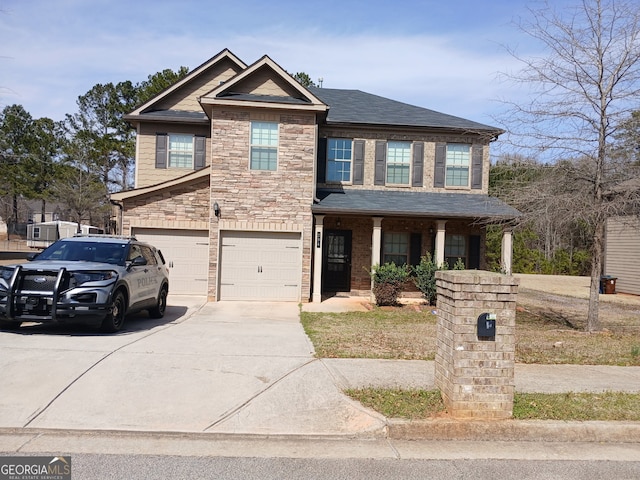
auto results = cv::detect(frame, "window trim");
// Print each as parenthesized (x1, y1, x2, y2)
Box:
(326, 138, 353, 184)
(250, 121, 279, 171)
(444, 234, 467, 268)
(445, 143, 471, 188)
(382, 231, 410, 266)
(167, 133, 195, 169)
(385, 141, 412, 186)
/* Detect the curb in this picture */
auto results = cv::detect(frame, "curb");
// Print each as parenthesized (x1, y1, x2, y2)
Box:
(387, 419, 640, 443)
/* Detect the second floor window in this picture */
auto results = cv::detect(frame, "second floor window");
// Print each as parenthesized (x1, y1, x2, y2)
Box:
(446, 144, 470, 187)
(326, 138, 352, 182)
(168, 134, 194, 168)
(250, 121, 278, 171)
(386, 141, 411, 185)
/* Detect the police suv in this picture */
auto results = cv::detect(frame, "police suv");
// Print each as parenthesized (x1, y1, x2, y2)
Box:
(0, 235, 169, 332)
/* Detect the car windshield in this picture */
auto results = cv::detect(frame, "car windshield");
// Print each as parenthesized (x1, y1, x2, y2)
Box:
(36, 241, 127, 265)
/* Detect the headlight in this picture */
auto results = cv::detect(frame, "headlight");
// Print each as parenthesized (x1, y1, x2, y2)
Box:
(0, 267, 15, 281)
(71, 271, 117, 286)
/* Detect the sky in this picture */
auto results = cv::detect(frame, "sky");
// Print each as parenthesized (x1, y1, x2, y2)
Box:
(0, 0, 556, 134)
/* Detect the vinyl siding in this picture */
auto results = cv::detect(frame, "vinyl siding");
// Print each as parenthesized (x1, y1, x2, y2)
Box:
(605, 216, 640, 295)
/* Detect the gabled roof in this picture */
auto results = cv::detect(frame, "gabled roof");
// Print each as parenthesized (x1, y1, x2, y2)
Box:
(309, 87, 501, 133)
(199, 55, 328, 113)
(126, 48, 247, 119)
(313, 189, 520, 220)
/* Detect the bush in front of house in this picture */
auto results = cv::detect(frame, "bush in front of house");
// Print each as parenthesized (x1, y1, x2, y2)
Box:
(413, 253, 465, 305)
(371, 262, 411, 306)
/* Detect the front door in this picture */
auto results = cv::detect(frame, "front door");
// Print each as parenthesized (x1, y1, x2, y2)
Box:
(322, 230, 352, 292)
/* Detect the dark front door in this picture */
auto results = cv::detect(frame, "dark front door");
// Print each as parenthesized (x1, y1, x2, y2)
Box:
(323, 230, 352, 292)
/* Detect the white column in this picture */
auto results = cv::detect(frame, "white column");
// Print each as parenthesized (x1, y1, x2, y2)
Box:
(312, 215, 325, 302)
(435, 219, 447, 267)
(501, 227, 513, 275)
(371, 217, 383, 267)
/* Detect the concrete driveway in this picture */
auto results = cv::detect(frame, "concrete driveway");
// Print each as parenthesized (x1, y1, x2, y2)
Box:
(0, 297, 385, 436)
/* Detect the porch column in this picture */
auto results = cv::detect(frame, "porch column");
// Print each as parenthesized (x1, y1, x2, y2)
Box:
(501, 227, 513, 275)
(435, 219, 447, 267)
(312, 215, 325, 302)
(371, 217, 383, 299)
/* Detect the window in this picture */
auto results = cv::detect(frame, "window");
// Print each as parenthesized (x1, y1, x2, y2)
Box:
(386, 141, 411, 184)
(168, 134, 194, 168)
(383, 232, 409, 265)
(446, 144, 470, 187)
(250, 121, 278, 171)
(326, 138, 352, 182)
(445, 234, 466, 268)
(33, 227, 40, 239)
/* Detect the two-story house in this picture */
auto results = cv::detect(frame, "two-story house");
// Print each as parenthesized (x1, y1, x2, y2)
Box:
(111, 49, 519, 301)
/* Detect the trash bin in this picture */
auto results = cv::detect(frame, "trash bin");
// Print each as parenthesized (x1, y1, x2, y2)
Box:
(600, 275, 617, 294)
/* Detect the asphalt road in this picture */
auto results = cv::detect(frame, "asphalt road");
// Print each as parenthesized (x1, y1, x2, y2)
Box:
(32, 453, 640, 480)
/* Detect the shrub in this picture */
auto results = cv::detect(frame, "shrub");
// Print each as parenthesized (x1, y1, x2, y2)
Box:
(371, 262, 411, 306)
(413, 253, 439, 305)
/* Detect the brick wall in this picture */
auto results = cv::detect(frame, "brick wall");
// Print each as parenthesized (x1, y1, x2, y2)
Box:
(434, 270, 519, 419)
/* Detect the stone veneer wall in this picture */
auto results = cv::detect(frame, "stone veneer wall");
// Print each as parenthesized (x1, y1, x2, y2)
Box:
(208, 109, 316, 301)
(121, 178, 211, 235)
(434, 270, 519, 419)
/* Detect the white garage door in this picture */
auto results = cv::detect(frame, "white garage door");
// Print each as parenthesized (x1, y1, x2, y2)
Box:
(133, 228, 209, 295)
(219, 231, 301, 301)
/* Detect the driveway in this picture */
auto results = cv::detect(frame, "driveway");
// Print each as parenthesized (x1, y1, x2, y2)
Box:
(0, 297, 385, 436)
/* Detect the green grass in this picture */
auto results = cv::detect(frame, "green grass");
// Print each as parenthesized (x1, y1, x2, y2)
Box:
(346, 388, 640, 421)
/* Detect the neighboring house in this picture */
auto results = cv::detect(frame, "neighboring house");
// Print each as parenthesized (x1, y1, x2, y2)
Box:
(27, 221, 104, 249)
(25, 200, 68, 223)
(604, 216, 640, 296)
(111, 48, 519, 300)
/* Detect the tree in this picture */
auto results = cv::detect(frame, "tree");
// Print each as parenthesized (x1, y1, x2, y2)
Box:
(64, 82, 138, 192)
(293, 72, 317, 88)
(500, 0, 640, 331)
(136, 67, 190, 105)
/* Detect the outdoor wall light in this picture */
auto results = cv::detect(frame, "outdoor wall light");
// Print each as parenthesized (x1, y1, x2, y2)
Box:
(214, 202, 220, 218)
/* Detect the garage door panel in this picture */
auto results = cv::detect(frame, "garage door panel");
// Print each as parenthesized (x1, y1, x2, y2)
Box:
(219, 231, 301, 301)
(133, 228, 209, 295)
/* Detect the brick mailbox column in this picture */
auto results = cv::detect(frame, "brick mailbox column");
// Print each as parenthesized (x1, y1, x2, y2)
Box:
(434, 270, 519, 419)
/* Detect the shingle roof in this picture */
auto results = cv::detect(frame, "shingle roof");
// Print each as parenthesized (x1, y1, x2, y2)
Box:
(313, 189, 520, 220)
(308, 87, 500, 132)
(217, 92, 312, 105)
(125, 110, 209, 124)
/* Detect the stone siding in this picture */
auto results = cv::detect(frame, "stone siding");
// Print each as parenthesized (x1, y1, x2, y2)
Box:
(208, 108, 316, 301)
(120, 178, 210, 235)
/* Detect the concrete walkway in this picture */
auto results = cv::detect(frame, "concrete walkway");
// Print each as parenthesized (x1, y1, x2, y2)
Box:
(0, 287, 639, 445)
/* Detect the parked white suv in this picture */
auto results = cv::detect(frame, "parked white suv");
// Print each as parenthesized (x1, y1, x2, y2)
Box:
(0, 235, 169, 332)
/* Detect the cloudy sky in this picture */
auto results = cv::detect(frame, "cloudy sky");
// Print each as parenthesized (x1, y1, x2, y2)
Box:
(0, 0, 562, 131)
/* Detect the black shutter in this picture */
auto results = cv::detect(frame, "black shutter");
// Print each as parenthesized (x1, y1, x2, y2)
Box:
(353, 140, 364, 185)
(471, 144, 483, 189)
(412, 141, 424, 187)
(434, 142, 446, 187)
(155, 134, 167, 169)
(317, 138, 327, 183)
(410, 233, 422, 267)
(374, 141, 386, 185)
(468, 235, 481, 269)
(194, 136, 206, 169)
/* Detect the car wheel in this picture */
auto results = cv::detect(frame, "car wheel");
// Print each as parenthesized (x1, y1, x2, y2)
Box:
(0, 320, 21, 331)
(101, 291, 126, 333)
(149, 286, 168, 319)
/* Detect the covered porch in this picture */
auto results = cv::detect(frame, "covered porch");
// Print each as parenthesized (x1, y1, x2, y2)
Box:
(310, 189, 520, 302)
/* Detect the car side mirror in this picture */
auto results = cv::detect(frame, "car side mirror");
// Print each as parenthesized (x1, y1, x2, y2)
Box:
(128, 256, 147, 269)
(26, 253, 39, 261)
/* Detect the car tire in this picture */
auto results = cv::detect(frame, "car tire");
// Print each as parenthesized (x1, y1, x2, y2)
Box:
(101, 291, 126, 333)
(149, 286, 168, 319)
(0, 320, 21, 331)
